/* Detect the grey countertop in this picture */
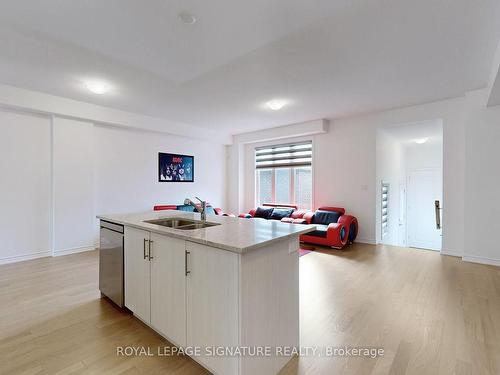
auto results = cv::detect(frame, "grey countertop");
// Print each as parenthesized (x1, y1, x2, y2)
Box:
(97, 210, 315, 254)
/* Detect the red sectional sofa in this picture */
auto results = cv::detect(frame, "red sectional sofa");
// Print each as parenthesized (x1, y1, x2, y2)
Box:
(239, 204, 358, 249)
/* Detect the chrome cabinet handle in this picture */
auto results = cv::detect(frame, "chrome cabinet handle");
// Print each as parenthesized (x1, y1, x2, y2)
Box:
(185, 250, 190, 275)
(148, 240, 154, 260)
(143, 238, 148, 259)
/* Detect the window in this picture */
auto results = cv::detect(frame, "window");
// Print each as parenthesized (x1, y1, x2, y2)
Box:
(294, 167, 312, 209)
(381, 182, 389, 238)
(275, 168, 291, 203)
(255, 141, 313, 209)
(257, 169, 273, 204)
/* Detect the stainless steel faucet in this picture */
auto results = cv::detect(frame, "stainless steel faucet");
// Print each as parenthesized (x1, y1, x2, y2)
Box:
(184, 197, 207, 222)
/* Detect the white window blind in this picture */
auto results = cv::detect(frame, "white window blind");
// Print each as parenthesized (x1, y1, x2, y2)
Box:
(255, 141, 312, 169)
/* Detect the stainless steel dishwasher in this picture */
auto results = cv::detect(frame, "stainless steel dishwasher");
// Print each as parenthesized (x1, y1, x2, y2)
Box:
(99, 220, 124, 307)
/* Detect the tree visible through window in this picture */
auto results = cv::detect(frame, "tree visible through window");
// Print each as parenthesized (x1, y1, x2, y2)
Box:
(255, 142, 313, 209)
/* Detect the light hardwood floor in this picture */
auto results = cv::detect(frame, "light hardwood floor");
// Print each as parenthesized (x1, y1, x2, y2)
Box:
(1, 244, 499, 375)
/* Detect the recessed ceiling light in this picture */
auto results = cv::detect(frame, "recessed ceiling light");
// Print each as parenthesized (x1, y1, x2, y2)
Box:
(179, 11, 197, 24)
(266, 99, 287, 111)
(414, 138, 428, 144)
(85, 79, 111, 95)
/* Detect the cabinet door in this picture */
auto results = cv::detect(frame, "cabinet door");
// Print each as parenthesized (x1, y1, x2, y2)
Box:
(186, 242, 239, 375)
(124, 226, 150, 323)
(150, 234, 186, 347)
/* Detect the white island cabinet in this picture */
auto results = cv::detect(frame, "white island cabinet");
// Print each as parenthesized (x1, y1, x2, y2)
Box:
(186, 242, 239, 374)
(124, 226, 150, 323)
(125, 227, 187, 346)
(99, 211, 315, 375)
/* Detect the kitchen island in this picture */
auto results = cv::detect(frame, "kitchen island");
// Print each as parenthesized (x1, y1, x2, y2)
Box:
(97, 210, 315, 375)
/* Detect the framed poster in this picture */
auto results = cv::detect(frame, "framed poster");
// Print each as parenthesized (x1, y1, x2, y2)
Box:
(158, 152, 194, 182)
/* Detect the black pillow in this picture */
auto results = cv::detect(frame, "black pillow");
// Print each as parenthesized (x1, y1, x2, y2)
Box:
(313, 210, 341, 225)
(254, 206, 274, 219)
(270, 208, 294, 220)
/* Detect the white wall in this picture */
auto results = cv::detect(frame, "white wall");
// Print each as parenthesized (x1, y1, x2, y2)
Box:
(53, 117, 96, 255)
(376, 131, 405, 245)
(0, 109, 52, 262)
(334, 99, 464, 251)
(0, 83, 231, 144)
(0, 110, 227, 264)
(376, 130, 443, 247)
(405, 142, 443, 171)
(94, 125, 226, 216)
(228, 96, 466, 248)
(464, 91, 500, 266)
(228, 90, 500, 266)
(2, 86, 500, 267)
(232, 123, 377, 244)
(313, 121, 377, 243)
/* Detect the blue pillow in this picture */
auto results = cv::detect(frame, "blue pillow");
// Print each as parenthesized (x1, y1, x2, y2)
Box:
(270, 208, 294, 220)
(313, 210, 341, 225)
(176, 204, 215, 215)
(204, 206, 216, 215)
(254, 206, 274, 219)
(176, 204, 195, 212)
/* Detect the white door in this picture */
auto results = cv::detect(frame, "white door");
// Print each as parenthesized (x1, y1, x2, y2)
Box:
(124, 226, 151, 322)
(186, 242, 239, 375)
(407, 169, 442, 251)
(150, 234, 186, 347)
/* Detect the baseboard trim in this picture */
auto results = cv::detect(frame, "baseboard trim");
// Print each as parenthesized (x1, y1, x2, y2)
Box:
(462, 255, 500, 267)
(53, 245, 96, 257)
(0, 250, 51, 265)
(355, 238, 376, 245)
(440, 249, 462, 258)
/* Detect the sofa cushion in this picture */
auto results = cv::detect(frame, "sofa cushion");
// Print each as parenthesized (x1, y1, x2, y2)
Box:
(312, 210, 341, 225)
(254, 206, 274, 219)
(306, 224, 328, 238)
(291, 209, 307, 219)
(270, 208, 294, 220)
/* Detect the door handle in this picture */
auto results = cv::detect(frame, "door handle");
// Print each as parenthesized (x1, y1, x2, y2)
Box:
(435, 200, 441, 229)
(185, 250, 191, 276)
(148, 240, 154, 261)
(143, 238, 148, 259)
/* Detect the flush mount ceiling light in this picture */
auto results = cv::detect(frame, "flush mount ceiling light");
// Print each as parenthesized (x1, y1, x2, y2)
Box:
(178, 11, 197, 24)
(414, 138, 428, 144)
(266, 99, 288, 111)
(85, 79, 111, 95)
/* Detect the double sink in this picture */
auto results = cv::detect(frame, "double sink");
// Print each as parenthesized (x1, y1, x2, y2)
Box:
(144, 218, 220, 230)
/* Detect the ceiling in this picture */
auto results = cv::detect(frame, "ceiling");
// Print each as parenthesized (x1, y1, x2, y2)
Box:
(380, 120, 443, 145)
(0, 0, 499, 137)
